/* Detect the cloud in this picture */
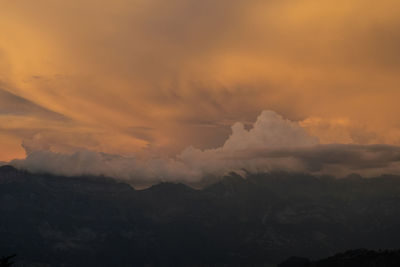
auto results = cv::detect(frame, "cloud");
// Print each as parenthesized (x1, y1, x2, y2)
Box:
(242, 144, 400, 177)
(11, 149, 198, 188)
(222, 111, 318, 151)
(10, 111, 400, 187)
(0, 87, 67, 121)
(1, 0, 400, 161)
(176, 110, 319, 178)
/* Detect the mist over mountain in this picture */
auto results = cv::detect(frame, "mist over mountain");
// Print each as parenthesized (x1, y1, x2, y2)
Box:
(9, 111, 400, 188)
(2, 165, 400, 266)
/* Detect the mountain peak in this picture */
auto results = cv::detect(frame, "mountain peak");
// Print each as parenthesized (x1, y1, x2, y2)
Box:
(147, 182, 195, 193)
(0, 165, 18, 173)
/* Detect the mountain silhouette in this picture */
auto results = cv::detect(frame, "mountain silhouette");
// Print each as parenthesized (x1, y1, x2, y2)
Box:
(279, 249, 400, 267)
(2, 166, 400, 266)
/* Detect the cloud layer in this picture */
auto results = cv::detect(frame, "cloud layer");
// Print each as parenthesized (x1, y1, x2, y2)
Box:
(10, 111, 400, 187)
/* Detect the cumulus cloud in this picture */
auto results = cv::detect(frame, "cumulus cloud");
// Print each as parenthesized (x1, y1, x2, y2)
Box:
(223, 111, 318, 150)
(177, 111, 319, 178)
(10, 110, 400, 187)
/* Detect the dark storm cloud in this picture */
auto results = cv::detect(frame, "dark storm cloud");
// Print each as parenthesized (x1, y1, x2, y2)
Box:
(243, 144, 400, 173)
(0, 87, 68, 121)
(125, 126, 155, 142)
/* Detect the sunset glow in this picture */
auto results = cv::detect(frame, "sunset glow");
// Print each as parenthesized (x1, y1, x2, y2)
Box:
(1, 0, 399, 182)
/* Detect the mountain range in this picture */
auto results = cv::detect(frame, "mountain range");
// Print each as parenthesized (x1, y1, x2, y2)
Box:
(1, 166, 400, 266)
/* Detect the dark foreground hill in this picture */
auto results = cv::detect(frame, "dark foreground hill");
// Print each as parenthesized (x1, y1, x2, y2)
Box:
(278, 249, 400, 267)
(1, 166, 400, 266)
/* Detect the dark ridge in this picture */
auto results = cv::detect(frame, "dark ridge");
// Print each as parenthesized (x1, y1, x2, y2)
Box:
(2, 170, 400, 266)
(0, 165, 18, 173)
(278, 256, 310, 267)
(146, 181, 197, 193)
(279, 249, 400, 267)
(0, 166, 135, 193)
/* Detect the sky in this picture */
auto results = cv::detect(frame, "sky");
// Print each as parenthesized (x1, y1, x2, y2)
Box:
(1, 0, 400, 185)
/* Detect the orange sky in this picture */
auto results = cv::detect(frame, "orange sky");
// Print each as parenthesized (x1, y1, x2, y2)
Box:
(0, 0, 400, 162)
